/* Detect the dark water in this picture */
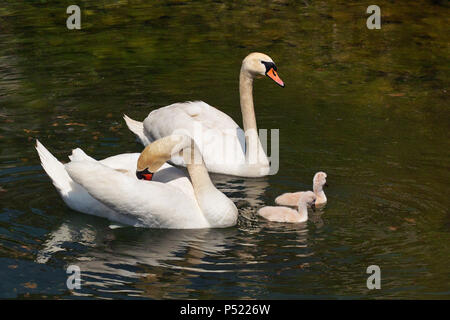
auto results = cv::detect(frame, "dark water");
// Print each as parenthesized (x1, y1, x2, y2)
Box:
(0, 0, 449, 299)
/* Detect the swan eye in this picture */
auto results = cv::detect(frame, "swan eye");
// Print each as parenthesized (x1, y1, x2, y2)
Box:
(261, 61, 277, 73)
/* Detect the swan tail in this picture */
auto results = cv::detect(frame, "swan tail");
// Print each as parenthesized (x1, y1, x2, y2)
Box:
(123, 114, 150, 146)
(36, 140, 136, 223)
(68, 148, 96, 162)
(35, 140, 73, 196)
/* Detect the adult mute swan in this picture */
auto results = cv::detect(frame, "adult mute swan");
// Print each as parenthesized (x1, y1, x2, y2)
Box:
(35, 135, 238, 229)
(124, 52, 284, 177)
(275, 172, 328, 208)
(258, 191, 316, 223)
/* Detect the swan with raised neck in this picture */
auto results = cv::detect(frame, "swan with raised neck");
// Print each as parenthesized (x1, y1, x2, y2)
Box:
(124, 52, 284, 177)
(275, 172, 328, 207)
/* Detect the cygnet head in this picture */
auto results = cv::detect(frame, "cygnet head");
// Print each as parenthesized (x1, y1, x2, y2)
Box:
(241, 52, 284, 87)
(313, 171, 328, 191)
(298, 191, 317, 211)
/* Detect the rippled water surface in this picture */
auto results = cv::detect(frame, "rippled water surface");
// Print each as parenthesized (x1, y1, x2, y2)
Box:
(0, 1, 449, 299)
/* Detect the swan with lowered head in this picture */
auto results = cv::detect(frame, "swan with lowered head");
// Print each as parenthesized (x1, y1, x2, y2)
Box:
(35, 135, 237, 229)
(258, 191, 316, 223)
(124, 52, 284, 177)
(275, 172, 328, 208)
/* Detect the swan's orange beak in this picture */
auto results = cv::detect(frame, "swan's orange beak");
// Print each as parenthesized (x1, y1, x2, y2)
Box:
(136, 168, 153, 181)
(266, 68, 284, 87)
(142, 173, 153, 181)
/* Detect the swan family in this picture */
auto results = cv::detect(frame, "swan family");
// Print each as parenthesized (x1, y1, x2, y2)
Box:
(36, 52, 328, 229)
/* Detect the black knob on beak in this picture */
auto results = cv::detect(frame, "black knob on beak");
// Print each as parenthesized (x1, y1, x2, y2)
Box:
(136, 168, 154, 181)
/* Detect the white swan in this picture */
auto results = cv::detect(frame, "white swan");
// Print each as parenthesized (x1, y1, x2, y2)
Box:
(275, 172, 328, 208)
(35, 135, 237, 229)
(258, 191, 316, 223)
(124, 52, 284, 177)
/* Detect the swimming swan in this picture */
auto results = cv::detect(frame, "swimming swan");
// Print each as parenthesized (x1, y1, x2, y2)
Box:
(124, 52, 284, 177)
(35, 135, 237, 229)
(275, 172, 328, 207)
(258, 191, 316, 223)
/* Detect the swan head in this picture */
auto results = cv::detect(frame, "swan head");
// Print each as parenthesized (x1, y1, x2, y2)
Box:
(136, 135, 193, 181)
(298, 191, 317, 211)
(242, 52, 284, 87)
(313, 171, 328, 191)
(136, 167, 153, 181)
(136, 152, 164, 181)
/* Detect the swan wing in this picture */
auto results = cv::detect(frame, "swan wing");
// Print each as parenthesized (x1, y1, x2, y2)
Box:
(144, 101, 242, 138)
(275, 192, 305, 206)
(36, 140, 141, 225)
(65, 160, 209, 229)
(142, 101, 248, 174)
(99, 153, 196, 200)
(258, 206, 300, 223)
(123, 114, 151, 145)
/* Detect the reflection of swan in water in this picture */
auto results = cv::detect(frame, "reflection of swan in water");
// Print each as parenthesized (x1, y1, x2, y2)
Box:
(36, 215, 236, 277)
(212, 174, 270, 208)
(35, 212, 316, 298)
(35, 221, 96, 264)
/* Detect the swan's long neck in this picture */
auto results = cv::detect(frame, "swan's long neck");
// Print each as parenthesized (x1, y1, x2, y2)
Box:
(185, 149, 236, 226)
(313, 184, 327, 203)
(239, 69, 268, 171)
(239, 70, 257, 134)
(297, 201, 309, 223)
(184, 147, 216, 193)
(138, 135, 215, 191)
(138, 135, 237, 227)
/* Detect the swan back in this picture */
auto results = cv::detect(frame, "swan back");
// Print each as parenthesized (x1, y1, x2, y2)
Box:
(65, 160, 209, 229)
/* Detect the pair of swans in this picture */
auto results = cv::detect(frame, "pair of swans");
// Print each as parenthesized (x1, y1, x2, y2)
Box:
(37, 53, 284, 229)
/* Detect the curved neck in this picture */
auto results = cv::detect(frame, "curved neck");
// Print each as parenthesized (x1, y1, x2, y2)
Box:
(297, 202, 309, 222)
(184, 147, 216, 193)
(138, 135, 233, 224)
(313, 184, 322, 194)
(138, 135, 215, 192)
(240, 70, 262, 160)
(239, 70, 257, 133)
(313, 184, 326, 200)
